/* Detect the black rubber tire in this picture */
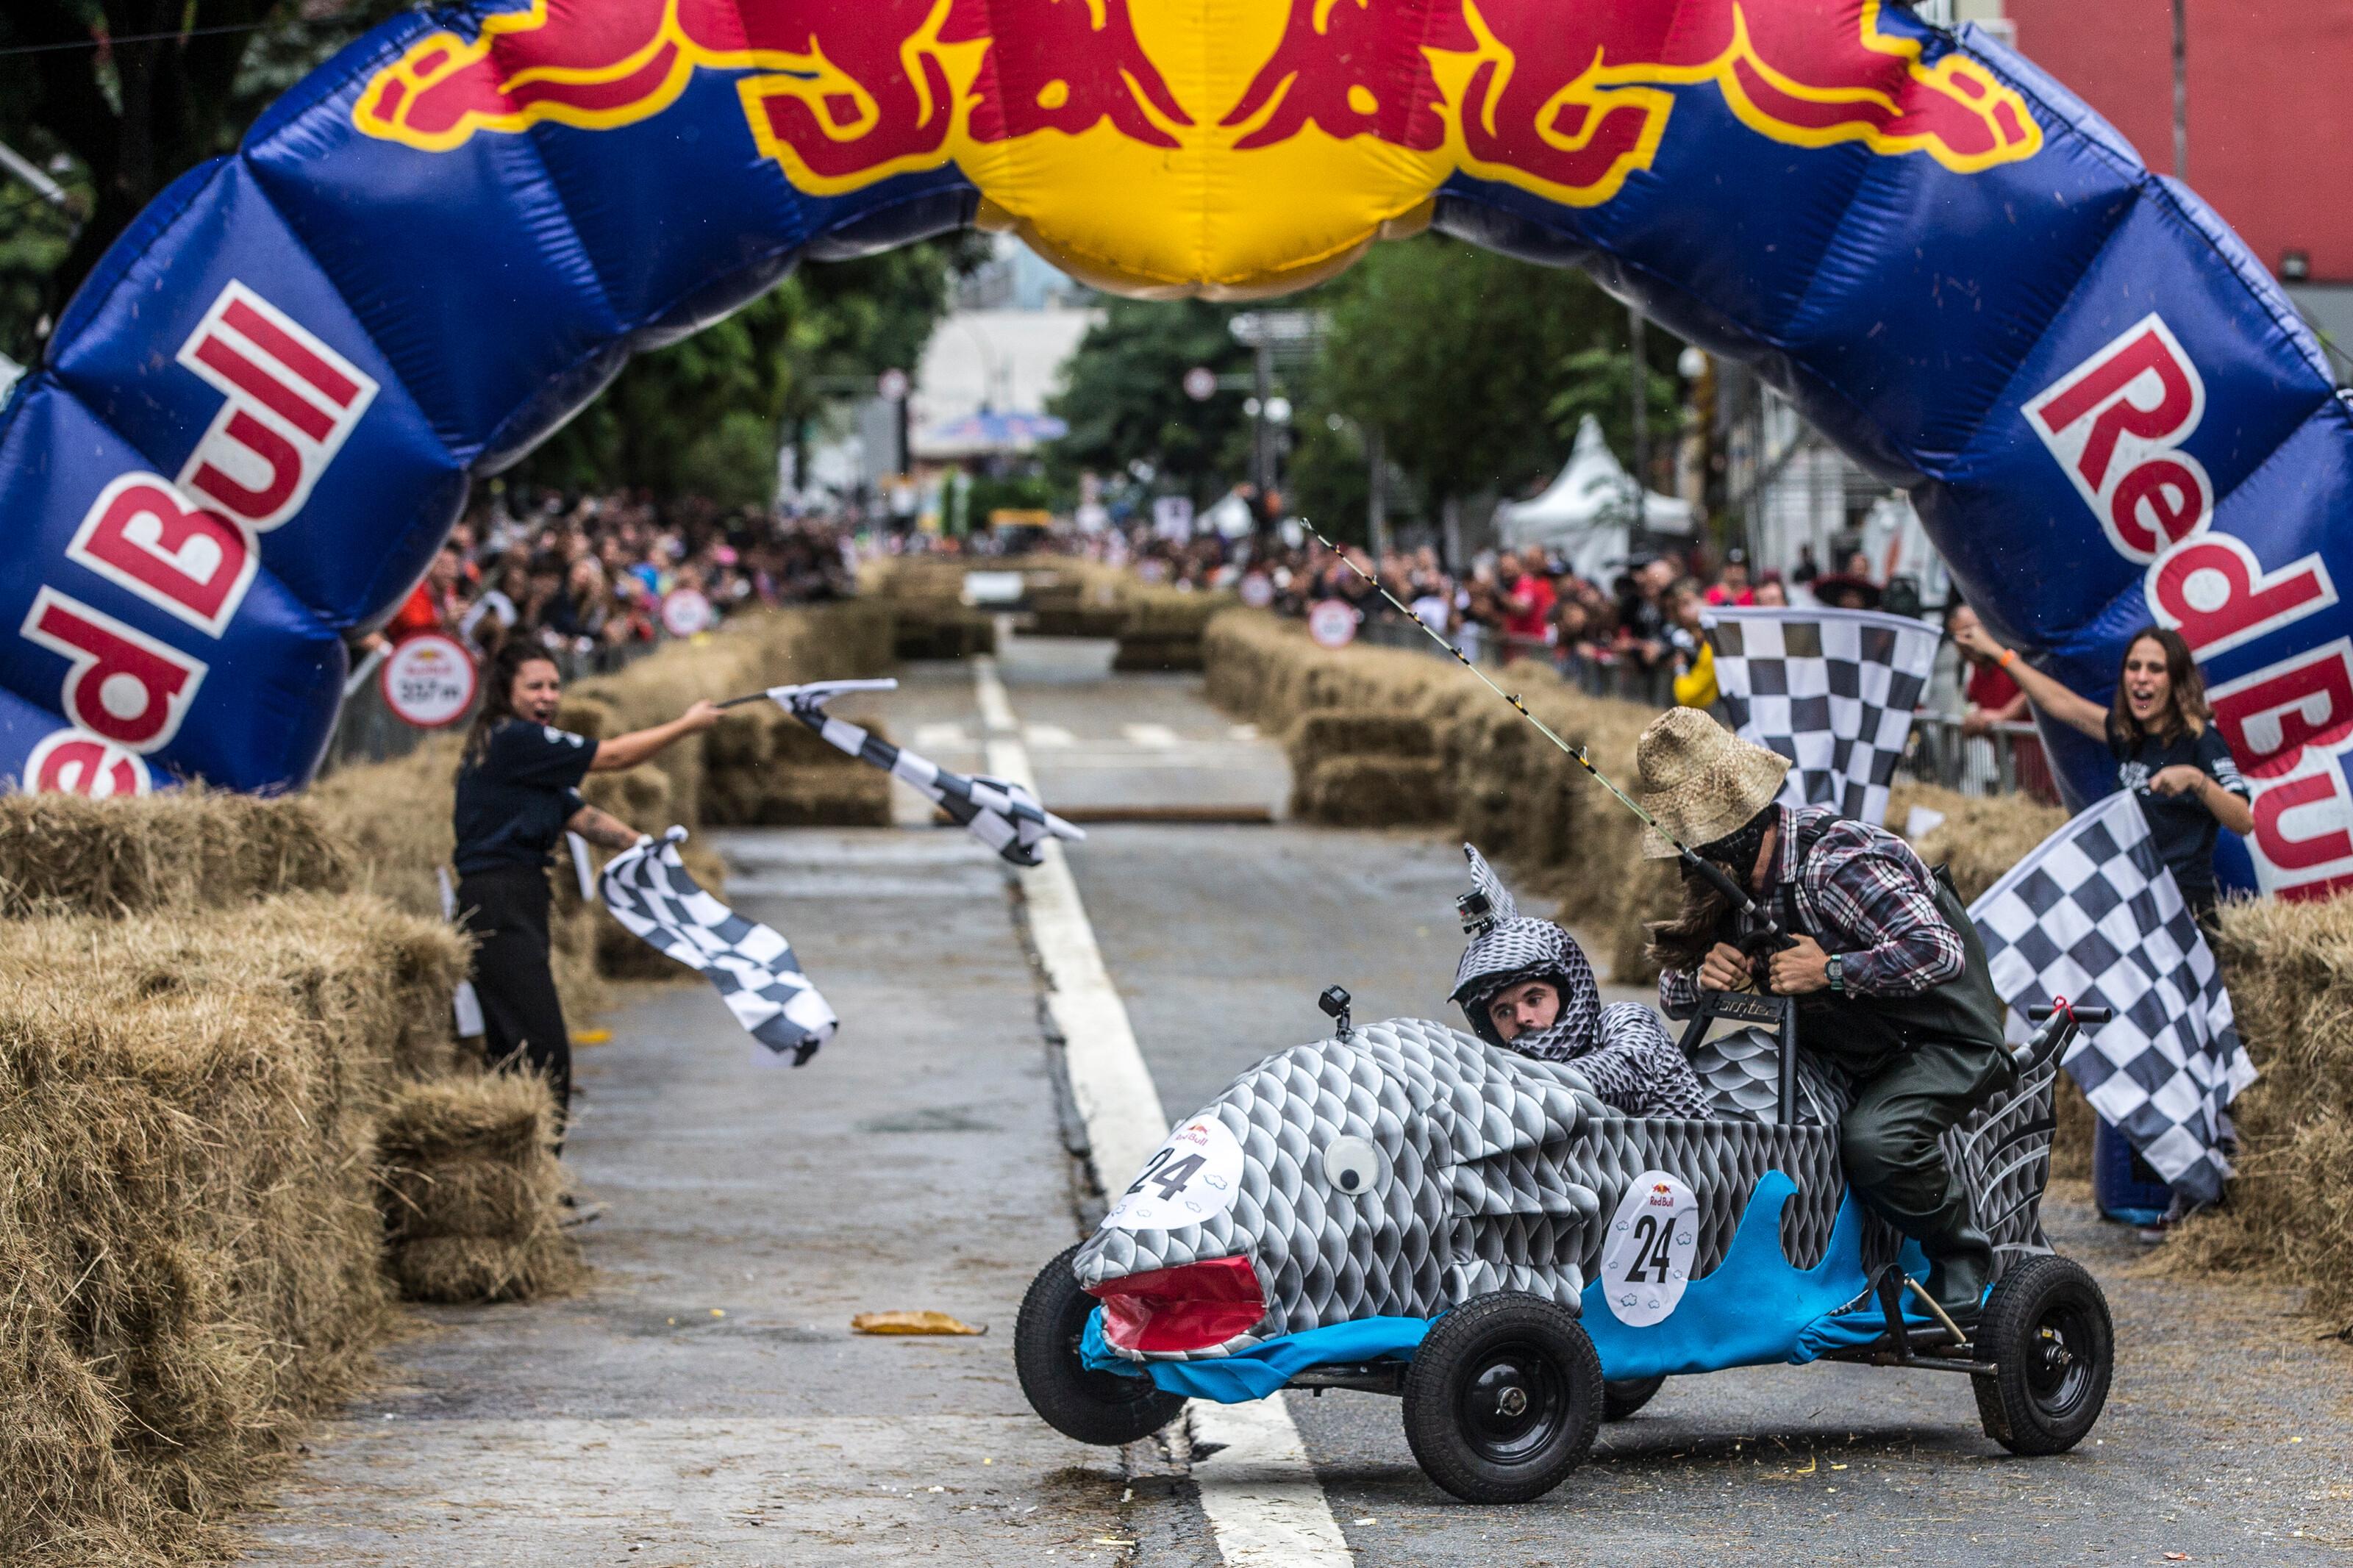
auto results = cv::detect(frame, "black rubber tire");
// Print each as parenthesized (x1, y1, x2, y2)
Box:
(1013, 1242, 1187, 1447)
(1602, 1374, 1667, 1422)
(1972, 1253, 2114, 1456)
(1402, 1292, 1604, 1503)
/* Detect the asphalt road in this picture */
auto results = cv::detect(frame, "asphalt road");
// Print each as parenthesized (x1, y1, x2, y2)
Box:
(243, 630, 2352, 1567)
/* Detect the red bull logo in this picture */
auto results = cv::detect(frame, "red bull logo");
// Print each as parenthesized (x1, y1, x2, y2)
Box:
(357, 0, 2040, 293)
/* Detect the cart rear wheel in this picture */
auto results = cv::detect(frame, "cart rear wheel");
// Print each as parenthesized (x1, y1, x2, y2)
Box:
(1014, 1242, 1186, 1447)
(1972, 1253, 2113, 1456)
(1402, 1292, 1602, 1503)
(1602, 1375, 1666, 1421)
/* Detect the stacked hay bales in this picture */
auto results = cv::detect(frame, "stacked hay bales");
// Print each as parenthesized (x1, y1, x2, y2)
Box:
(1116, 585, 1234, 671)
(378, 1075, 581, 1303)
(701, 702, 895, 829)
(0, 795, 504, 1566)
(1026, 559, 1129, 637)
(1288, 710, 1450, 826)
(2164, 896, 2353, 1324)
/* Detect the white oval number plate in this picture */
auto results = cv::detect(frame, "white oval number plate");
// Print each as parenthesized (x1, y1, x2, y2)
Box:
(1599, 1170, 1700, 1327)
(1103, 1116, 1244, 1231)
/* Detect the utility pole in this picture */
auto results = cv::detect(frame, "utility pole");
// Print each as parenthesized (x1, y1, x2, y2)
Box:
(1252, 335, 1274, 495)
(1627, 302, 1652, 542)
(1366, 424, 1389, 559)
(2171, 0, 2189, 181)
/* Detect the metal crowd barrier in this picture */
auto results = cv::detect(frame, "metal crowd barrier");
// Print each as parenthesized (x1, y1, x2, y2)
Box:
(1899, 715, 2060, 803)
(317, 634, 663, 776)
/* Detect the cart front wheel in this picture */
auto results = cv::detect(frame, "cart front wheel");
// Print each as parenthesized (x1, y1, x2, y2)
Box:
(1014, 1242, 1186, 1447)
(1402, 1292, 1602, 1503)
(1973, 1253, 2113, 1456)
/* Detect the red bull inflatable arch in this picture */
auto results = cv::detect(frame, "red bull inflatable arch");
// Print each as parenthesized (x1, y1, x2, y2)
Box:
(1, 0, 2346, 896)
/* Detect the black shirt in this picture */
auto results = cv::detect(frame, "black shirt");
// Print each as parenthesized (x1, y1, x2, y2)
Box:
(2110, 725, 2249, 895)
(453, 720, 597, 876)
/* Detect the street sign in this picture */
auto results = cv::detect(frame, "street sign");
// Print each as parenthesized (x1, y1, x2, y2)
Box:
(1182, 365, 1217, 401)
(1307, 599, 1358, 650)
(380, 632, 476, 728)
(661, 587, 714, 637)
(876, 368, 910, 401)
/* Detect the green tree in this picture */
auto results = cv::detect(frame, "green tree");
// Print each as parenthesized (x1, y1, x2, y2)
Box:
(1310, 235, 1682, 520)
(0, 1, 410, 357)
(514, 242, 972, 505)
(1045, 297, 1255, 506)
(1545, 345, 1681, 471)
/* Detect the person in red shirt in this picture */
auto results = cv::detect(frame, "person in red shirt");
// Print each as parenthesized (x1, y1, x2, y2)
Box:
(1496, 551, 1557, 664)
(1949, 603, 2027, 734)
(386, 544, 465, 640)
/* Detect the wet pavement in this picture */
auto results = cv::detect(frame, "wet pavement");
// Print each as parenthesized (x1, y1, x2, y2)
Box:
(243, 631, 2353, 1567)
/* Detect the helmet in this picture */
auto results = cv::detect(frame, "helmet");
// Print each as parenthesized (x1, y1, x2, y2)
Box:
(1449, 845, 1601, 1050)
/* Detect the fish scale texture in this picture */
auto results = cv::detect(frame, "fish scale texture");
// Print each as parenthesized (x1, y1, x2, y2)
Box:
(1079, 1016, 2055, 1361)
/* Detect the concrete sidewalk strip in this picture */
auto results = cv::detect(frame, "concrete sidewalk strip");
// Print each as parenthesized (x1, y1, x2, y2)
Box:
(976, 657, 1355, 1568)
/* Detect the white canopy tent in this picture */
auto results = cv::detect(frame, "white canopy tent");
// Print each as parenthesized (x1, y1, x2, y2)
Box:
(1493, 415, 1692, 586)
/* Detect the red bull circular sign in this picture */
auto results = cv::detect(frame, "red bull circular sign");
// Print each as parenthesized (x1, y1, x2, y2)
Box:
(1307, 599, 1359, 650)
(381, 632, 477, 729)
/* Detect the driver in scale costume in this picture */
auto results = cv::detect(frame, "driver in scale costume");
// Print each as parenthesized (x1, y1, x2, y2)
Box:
(1449, 845, 1716, 1122)
(1636, 708, 2013, 1324)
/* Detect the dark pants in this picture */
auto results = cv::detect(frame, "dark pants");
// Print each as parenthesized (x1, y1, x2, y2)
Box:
(1835, 1037, 2013, 1311)
(457, 864, 571, 1139)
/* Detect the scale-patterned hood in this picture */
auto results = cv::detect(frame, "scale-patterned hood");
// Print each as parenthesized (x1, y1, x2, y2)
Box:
(1449, 844, 1602, 1050)
(1073, 1017, 1609, 1361)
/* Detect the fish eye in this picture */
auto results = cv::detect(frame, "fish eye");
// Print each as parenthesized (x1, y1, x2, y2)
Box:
(1322, 1136, 1385, 1198)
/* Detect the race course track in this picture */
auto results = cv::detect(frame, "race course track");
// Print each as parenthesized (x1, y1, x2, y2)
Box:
(245, 633, 2353, 1568)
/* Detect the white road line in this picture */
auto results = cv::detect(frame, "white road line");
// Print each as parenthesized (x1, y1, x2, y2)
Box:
(1024, 723, 1077, 749)
(1122, 722, 1180, 749)
(971, 657, 1354, 1568)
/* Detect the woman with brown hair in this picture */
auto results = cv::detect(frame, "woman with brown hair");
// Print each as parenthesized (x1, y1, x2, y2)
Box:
(451, 640, 719, 1141)
(1951, 621, 2253, 917)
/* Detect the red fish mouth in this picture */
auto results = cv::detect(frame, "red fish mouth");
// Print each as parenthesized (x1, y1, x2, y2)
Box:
(1087, 1256, 1265, 1353)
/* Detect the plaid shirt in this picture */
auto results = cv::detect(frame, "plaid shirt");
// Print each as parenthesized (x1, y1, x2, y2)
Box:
(1660, 804, 1966, 1015)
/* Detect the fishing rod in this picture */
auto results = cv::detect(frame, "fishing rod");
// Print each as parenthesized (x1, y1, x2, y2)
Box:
(1293, 523, 1791, 950)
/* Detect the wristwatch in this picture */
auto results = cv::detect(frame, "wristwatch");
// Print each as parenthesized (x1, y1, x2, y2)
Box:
(1826, 953, 1846, 995)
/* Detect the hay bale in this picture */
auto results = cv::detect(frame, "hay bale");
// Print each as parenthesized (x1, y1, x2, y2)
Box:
(374, 1073, 576, 1306)
(0, 788, 351, 917)
(581, 762, 673, 828)
(2147, 893, 2353, 1323)
(0, 894, 465, 1563)
(1289, 709, 1438, 763)
(1293, 757, 1449, 826)
(1888, 782, 2070, 904)
(387, 1231, 585, 1305)
(754, 767, 893, 827)
(1113, 633, 1206, 672)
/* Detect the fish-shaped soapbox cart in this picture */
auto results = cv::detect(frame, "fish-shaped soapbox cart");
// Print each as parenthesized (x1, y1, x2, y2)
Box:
(1015, 987, 2115, 1503)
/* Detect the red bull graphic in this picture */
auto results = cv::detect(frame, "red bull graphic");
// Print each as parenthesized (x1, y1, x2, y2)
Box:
(356, 0, 2038, 290)
(7, 0, 2346, 924)
(357, 0, 1190, 193)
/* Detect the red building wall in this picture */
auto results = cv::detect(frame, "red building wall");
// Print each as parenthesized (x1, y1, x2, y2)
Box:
(2005, 0, 2353, 283)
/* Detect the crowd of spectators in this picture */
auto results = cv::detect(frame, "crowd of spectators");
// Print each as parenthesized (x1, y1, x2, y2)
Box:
(1043, 517, 1904, 712)
(366, 492, 858, 669)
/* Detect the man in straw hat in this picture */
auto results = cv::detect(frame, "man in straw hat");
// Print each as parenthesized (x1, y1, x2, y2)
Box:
(1634, 708, 2012, 1324)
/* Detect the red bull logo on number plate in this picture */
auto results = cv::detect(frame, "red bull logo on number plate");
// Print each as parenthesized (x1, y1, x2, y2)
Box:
(357, 0, 2039, 293)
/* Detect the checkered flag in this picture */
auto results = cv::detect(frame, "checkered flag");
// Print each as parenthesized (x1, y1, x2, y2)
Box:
(1704, 606, 1939, 827)
(599, 828, 838, 1066)
(1968, 792, 2254, 1206)
(768, 680, 1085, 867)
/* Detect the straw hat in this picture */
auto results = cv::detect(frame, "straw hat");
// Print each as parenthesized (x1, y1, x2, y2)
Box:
(1634, 708, 1791, 858)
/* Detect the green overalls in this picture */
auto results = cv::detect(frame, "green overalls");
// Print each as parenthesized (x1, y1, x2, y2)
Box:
(1768, 817, 2015, 1316)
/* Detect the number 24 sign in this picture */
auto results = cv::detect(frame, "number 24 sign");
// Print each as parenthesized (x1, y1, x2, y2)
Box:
(1103, 1116, 1244, 1231)
(1599, 1170, 1699, 1327)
